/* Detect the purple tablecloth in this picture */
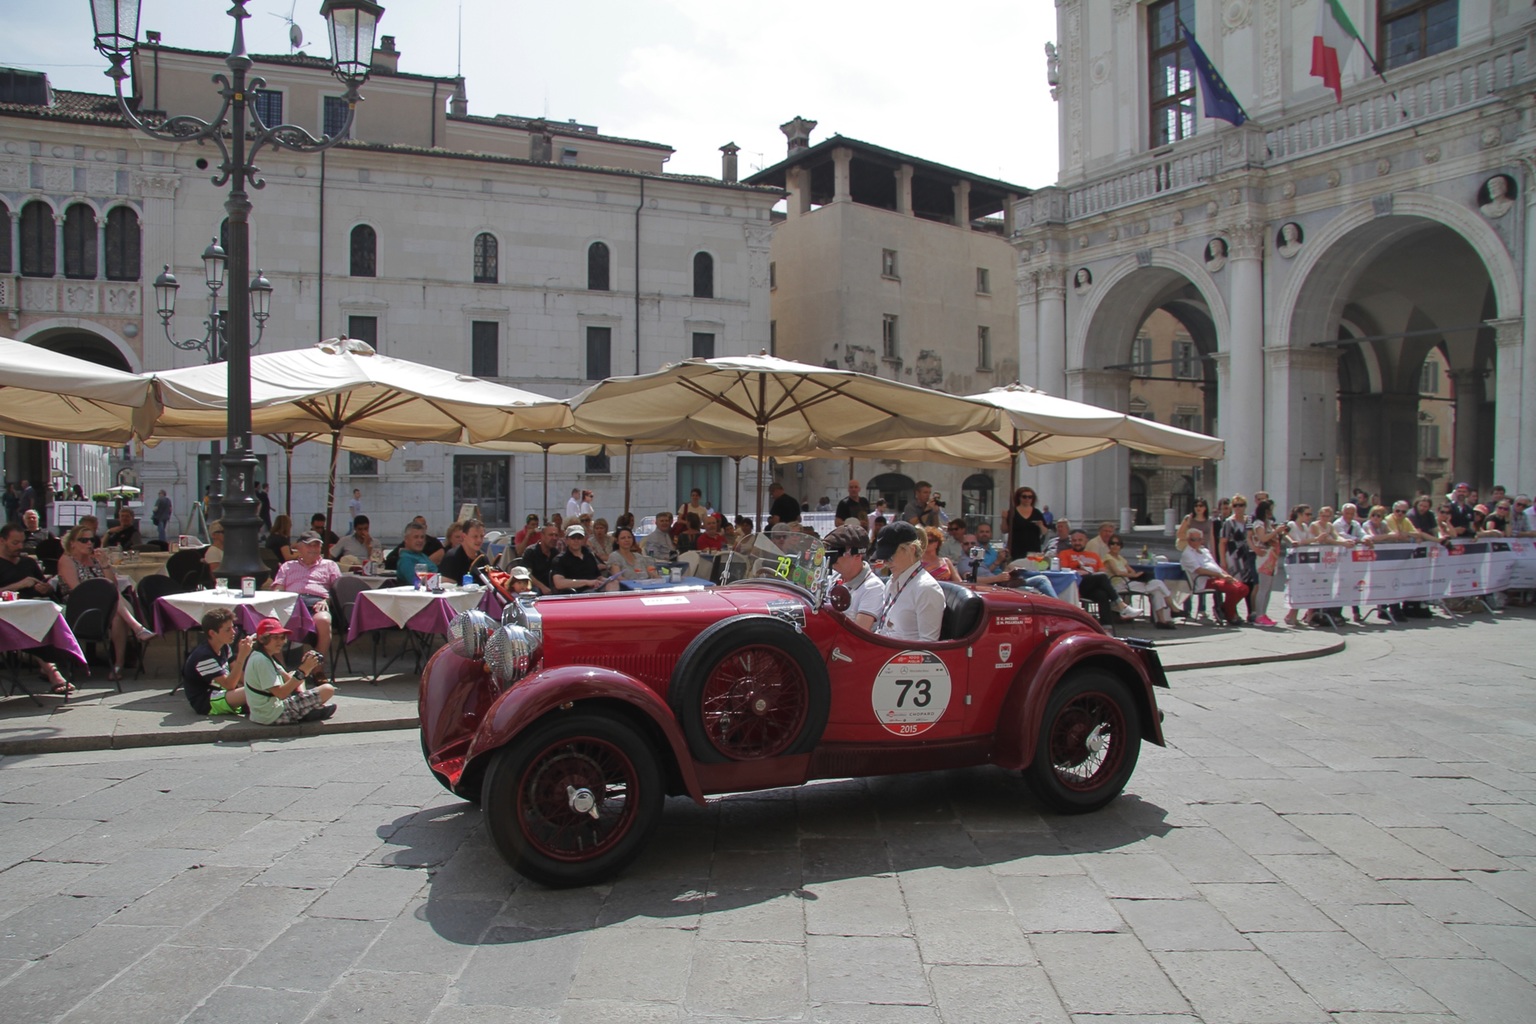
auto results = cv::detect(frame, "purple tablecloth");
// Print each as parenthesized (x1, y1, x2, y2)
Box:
(154, 591, 316, 639)
(346, 588, 487, 644)
(0, 605, 86, 665)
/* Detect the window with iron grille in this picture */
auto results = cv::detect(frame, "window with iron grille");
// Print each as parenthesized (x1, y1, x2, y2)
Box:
(1148, 0, 1196, 147)
(882, 314, 899, 360)
(471, 321, 499, 378)
(104, 207, 140, 281)
(20, 201, 56, 277)
(1380, 0, 1458, 71)
(588, 241, 610, 291)
(473, 232, 498, 284)
(323, 95, 350, 138)
(62, 204, 96, 279)
(350, 224, 376, 277)
(1173, 339, 1199, 379)
(586, 326, 612, 380)
(692, 332, 715, 359)
(692, 251, 714, 298)
(585, 452, 611, 474)
(347, 315, 377, 349)
(252, 88, 283, 126)
(349, 452, 378, 476)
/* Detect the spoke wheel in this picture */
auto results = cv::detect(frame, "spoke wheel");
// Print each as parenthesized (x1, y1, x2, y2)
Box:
(669, 615, 831, 763)
(1025, 669, 1141, 814)
(700, 644, 809, 760)
(484, 712, 662, 887)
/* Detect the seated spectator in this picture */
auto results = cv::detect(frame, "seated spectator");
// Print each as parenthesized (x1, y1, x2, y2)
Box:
(608, 527, 658, 581)
(522, 522, 562, 595)
(513, 514, 541, 554)
(1085, 521, 1117, 560)
(1179, 527, 1249, 626)
(410, 516, 446, 561)
(330, 515, 377, 564)
(20, 509, 53, 553)
(589, 518, 615, 561)
(674, 512, 702, 555)
(553, 524, 617, 592)
(644, 512, 677, 560)
(0, 523, 69, 693)
(1043, 518, 1072, 557)
(958, 522, 1002, 580)
(55, 523, 155, 681)
(919, 526, 958, 582)
(182, 607, 252, 716)
(825, 523, 884, 630)
(505, 564, 535, 595)
(439, 518, 491, 582)
(242, 617, 334, 725)
(309, 513, 340, 548)
(266, 514, 294, 564)
(1101, 534, 1176, 628)
(694, 515, 726, 553)
(204, 520, 225, 574)
(394, 521, 438, 586)
(1059, 528, 1143, 624)
(939, 519, 969, 561)
(443, 521, 466, 552)
(105, 505, 143, 550)
(269, 532, 340, 658)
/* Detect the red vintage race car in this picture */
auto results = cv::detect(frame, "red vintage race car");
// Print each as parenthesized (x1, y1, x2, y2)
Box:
(420, 531, 1168, 887)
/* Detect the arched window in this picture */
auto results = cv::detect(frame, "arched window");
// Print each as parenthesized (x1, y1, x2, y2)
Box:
(104, 207, 141, 281)
(63, 204, 97, 279)
(350, 224, 376, 277)
(692, 251, 714, 298)
(0, 200, 10, 274)
(960, 473, 994, 527)
(587, 241, 610, 291)
(866, 473, 914, 519)
(20, 201, 56, 278)
(473, 232, 498, 283)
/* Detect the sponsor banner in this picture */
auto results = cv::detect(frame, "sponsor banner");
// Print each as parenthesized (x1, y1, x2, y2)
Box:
(1284, 541, 1526, 608)
(1286, 547, 1347, 607)
(1509, 539, 1536, 589)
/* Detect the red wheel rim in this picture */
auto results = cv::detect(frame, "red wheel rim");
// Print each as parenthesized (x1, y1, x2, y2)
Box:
(516, 735, 640, 862)
(1047, 691, 1126, 791)
(700, 644, 808, 759)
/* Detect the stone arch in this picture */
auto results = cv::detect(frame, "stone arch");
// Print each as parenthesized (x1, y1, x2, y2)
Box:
(1070, 247, 1231, 371)
(18, 321, 140, 371)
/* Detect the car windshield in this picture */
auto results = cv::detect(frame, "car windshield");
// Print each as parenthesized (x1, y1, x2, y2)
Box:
(717, 528, 831, 607)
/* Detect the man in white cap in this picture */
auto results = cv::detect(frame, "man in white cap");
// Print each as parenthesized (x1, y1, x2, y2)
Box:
(870, 521, 945, 642)
(553, 523, 617, 592)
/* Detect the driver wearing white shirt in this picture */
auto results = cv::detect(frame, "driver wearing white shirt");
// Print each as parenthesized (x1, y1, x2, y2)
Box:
(825, 523, 884, 630)
(871, 521, 946, 642)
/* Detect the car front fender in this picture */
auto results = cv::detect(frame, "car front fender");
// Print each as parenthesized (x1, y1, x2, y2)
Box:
(463, 665, 705, 804)
(992, 632, 1166, 769)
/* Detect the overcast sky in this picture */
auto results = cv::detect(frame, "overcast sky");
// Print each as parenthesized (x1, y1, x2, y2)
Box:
(6, 0, 1061, 188)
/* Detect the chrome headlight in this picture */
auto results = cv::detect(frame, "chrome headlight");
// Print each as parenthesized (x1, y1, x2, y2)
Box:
(445, 609, 497, 660)
(485, 623, 539, 688)
(501, 592, 543, 649)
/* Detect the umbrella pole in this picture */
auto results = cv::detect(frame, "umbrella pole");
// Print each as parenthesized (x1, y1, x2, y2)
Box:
(325, 430, 342, 536)
(285, 442, 295, 524)
(733, 456, 742, 522)
(623, 440, 633, 519)
(542, 444, 550, 521)
(755, 425, 766, 531)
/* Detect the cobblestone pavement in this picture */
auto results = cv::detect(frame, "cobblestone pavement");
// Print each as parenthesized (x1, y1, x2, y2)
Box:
(0, 614, 1532, 1023)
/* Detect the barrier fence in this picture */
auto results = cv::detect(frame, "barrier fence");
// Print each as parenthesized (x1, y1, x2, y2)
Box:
(1284, 539, 1536, 609)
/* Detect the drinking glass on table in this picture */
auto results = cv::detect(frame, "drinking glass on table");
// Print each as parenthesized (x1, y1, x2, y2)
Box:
(415, 564, 434, 589)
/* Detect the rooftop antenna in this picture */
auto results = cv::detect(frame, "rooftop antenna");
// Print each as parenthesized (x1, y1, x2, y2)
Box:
(456, 2, 463, 76)
(271, 0, 303, 52)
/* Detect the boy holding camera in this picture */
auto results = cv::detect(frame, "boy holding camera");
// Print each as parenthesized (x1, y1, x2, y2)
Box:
(243, 617, 336, 724)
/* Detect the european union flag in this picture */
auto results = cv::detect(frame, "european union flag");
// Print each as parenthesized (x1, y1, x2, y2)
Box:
(1178, 16, 1248, 126)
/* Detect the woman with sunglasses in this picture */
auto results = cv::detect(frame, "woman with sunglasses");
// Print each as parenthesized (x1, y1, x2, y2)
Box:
(1177, 497, 1212, 553)
(1100, 534, 1176, 628)
(920, 526, 958, 582)
(1006, 487, 1047, 562)
(55, 523, 155, 682)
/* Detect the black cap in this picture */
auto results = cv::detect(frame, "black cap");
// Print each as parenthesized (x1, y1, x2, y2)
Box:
(823, 523, 868, 557)
(872, 521, 919, 561)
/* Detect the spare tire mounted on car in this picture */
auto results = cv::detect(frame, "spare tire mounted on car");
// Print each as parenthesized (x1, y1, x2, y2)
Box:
(668, 615, 830, 763)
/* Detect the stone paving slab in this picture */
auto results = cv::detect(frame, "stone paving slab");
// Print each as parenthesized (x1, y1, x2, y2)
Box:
(0, 614, 1344, 755)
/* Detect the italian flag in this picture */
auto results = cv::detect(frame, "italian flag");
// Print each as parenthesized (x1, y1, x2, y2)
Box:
(1311, 0, 1363, 102)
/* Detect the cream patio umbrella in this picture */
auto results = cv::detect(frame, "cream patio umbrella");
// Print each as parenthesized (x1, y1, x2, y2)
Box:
(0, 336, 158, 444)
(780, 383, 1226, 495)
(554, 354, 1003, 521)
(147, 338, 572, 527)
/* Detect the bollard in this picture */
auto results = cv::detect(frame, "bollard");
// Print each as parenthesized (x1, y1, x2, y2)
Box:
(1163, 508, 1178, 535)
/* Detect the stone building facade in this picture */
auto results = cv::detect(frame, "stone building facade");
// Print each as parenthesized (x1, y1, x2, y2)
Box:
(0, 33, 780, 530)
(1018, 0, 1535, 523)
(744, 122, 1026, 526)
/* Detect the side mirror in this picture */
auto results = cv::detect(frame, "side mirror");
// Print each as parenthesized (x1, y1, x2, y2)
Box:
(827, 583, 851, 613)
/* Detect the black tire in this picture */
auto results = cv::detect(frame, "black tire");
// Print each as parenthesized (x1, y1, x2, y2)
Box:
(1024, 669, 1141, 814)
(481, 712, 663, 887)
(667, 615, 830, 763)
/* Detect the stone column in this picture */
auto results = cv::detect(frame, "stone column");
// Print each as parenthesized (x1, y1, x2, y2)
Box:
(1263, 344, 1338, 510)
(7, 210, 17, 274)
(831, 147, 852, 204)
(1034, 265, 1068, 506)
(1516, 151, 1536, 495)
(95, 215, 107, 280)
(785, 167, 810, 218)
(1223, 223, 1265, 497)
(1489, 317, 1525, 492)
(895, 164, 913, 216)
(953, 180, 971, 229)
(52, 212, 65, 277)
(1446, 367, 1485, 489)
(1210, 351, 1232, 500)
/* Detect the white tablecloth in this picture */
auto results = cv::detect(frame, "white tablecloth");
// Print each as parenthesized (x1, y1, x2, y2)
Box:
(353, 587, 483, 630)
(0, 599, 66, 644)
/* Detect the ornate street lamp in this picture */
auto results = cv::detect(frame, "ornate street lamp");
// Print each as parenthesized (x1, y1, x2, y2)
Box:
(91, 0, 383, 581)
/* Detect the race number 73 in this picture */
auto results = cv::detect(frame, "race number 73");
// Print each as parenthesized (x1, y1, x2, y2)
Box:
(893, 678, 932, 707)
(871, 650, 952, 736)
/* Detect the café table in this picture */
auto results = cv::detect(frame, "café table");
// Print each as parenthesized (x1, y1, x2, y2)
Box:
(0, 598, 86, 704)
(153, 588, 316, 639)
(1127, 561, 1191, 603)
(112, 551, 173, 586)
(346, 585, 489, 681)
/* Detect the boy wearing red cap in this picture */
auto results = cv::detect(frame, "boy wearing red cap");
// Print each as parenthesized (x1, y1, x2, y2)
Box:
(243, 618, 336, 725)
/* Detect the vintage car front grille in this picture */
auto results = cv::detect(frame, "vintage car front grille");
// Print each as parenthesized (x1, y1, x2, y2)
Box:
(566, 652, 674, 690)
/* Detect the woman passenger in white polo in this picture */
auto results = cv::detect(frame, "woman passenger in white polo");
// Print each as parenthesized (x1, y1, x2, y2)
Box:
(871, 522, 946, 642)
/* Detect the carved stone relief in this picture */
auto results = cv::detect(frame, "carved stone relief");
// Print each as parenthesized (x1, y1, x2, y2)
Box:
(1423, 145, 1441, 164)
(1481, 127, 1502, 148)
(44, 166, 72, 191)
(1281, 181, 1296, 198)
(1326, 169, 1341, 188)
(1222, 0, 1252, 33)
(22, 280, 57, 311)
(64, 285, 97, 314)
(1375, 158, 1391, 176)
(105, 287, 140, 314)
(133, 172, 180, 198)
(1090, 56, 1109, 86)
(1065, 1, 1083, 170)
(0, 164, 22, 189)
(1261, 0, 1282, 102)
(88, 168, 115, 195)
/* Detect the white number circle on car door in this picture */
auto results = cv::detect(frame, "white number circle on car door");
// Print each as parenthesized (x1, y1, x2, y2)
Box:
(870, 650, 953, 736)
